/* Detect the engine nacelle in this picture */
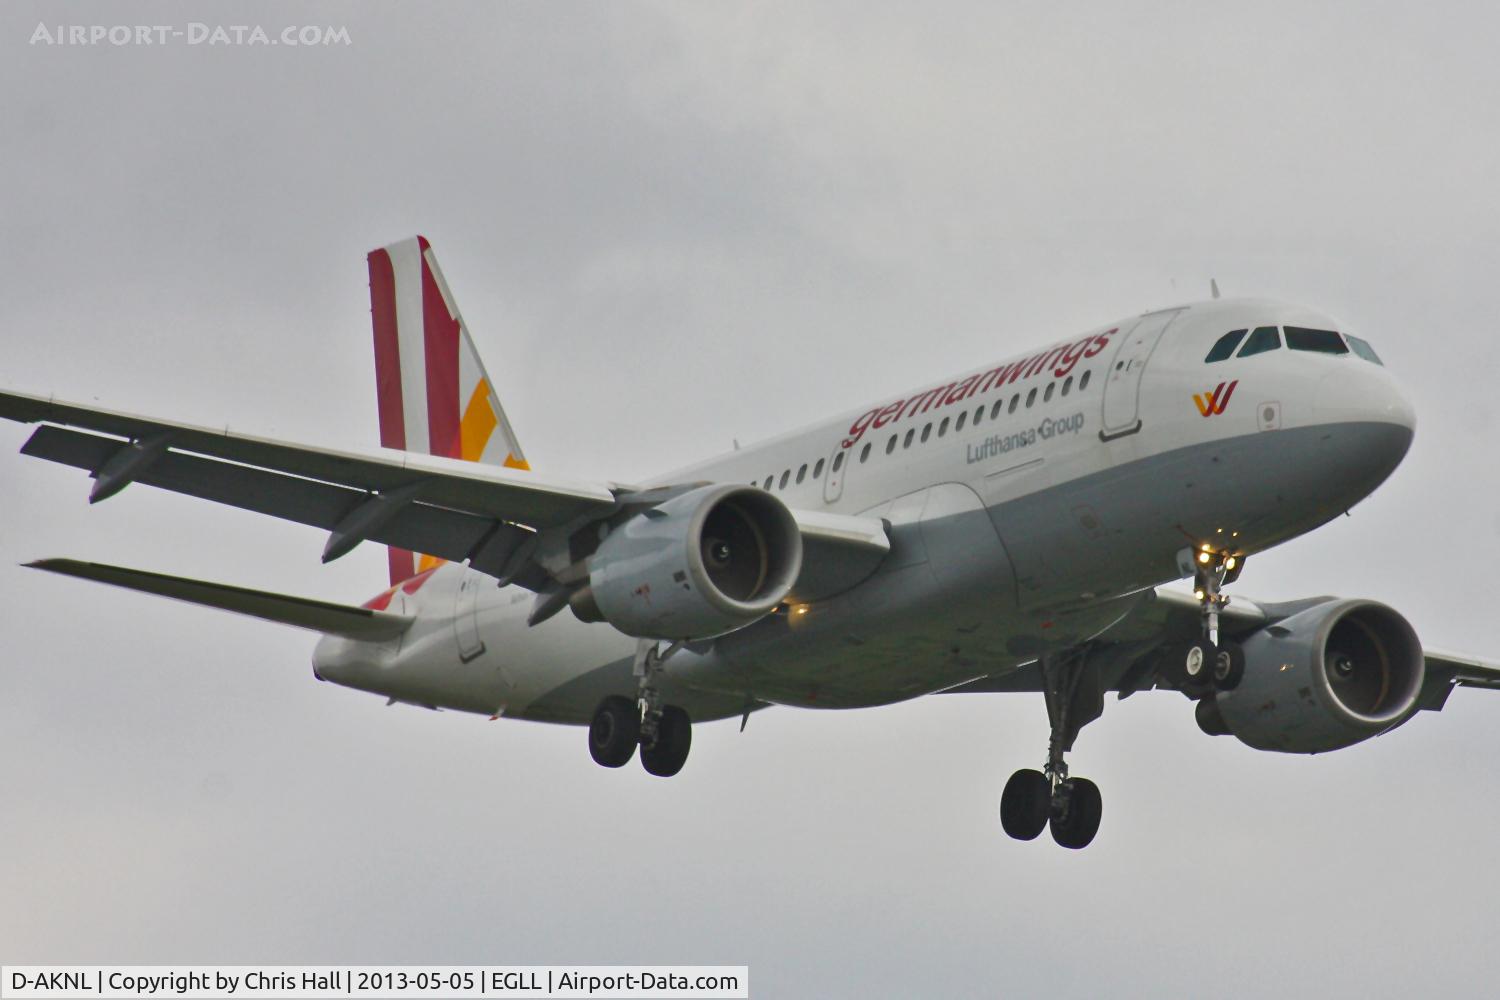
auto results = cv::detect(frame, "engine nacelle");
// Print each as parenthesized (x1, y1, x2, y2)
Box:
(1211, 599, 1425, 753)
(582, 483, 803, 641)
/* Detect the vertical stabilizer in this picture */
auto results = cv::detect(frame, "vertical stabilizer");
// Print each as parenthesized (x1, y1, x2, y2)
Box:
(367, 235, 528, 584)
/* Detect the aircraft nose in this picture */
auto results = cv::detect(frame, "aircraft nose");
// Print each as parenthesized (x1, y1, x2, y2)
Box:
(1314, 364, 1415, 481)
(1316, 363, 1415, 435)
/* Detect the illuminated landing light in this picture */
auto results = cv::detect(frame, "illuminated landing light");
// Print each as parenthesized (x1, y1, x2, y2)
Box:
(1198, 551, 1212, 564)
(1194, 589, 1206, 601)
(795, 606, 809, 616)
(1225, 557, 1238, 570)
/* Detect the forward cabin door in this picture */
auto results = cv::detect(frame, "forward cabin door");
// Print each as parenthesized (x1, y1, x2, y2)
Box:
(1099, 309, 1182, 439)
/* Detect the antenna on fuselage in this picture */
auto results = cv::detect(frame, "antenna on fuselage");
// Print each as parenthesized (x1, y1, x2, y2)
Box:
(1210, 279, 1221, 300)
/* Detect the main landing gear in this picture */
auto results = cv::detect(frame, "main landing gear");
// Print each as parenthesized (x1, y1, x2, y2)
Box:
(1001, 645, 1106, 849)
(587, 639, 693, 778)
(1173, 548, 1246, 695)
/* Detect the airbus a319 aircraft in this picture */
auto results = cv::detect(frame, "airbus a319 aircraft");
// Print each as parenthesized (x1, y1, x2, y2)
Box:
(6, 237, 1497, 849)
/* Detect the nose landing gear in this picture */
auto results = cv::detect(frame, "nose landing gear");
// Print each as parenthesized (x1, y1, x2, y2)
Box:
(1173, 547, 1247, 694)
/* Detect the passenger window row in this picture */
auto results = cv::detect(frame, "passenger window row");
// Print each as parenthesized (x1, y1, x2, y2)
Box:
(754, 369, 1094, 491)
(1205, 325, 1382, 365)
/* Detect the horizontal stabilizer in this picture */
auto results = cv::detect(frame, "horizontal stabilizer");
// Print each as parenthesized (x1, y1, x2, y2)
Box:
(26, 559, 413, 641)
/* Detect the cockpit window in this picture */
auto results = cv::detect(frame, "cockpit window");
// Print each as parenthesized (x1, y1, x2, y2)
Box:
(1285, 326, 1348, 355)
(1237, 326, 1281, 358)
(1205, 329, 1247, 363)
(1345, 335, 1383, 365)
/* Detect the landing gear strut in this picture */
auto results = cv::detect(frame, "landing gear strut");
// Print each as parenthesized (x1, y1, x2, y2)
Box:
(1177, 548, 1246, 693)
(1001, 645, 1106, 849)
(586, 639, 694, 777)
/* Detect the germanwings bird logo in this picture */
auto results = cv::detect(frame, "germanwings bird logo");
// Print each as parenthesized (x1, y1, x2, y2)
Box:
(1193, 380, 1239, 417)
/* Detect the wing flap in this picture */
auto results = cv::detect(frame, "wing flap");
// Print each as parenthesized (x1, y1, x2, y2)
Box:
(27, 558, 413, 641)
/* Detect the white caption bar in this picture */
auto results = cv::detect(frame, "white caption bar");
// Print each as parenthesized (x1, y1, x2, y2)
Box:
(1, 968, 748, 999)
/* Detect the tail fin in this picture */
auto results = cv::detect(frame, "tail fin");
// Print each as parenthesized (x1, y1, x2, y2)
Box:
(367, 235, 528, 585)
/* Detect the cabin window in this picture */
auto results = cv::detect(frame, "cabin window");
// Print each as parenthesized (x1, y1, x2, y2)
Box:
(991, 400, 1003, 420)
(886, 435, 897, 455)
(903, 429, 915, 449)
(1062, 375, 1073, 396)
(814, 458, 825, 478)
(1347, 335, 1383, 365)
(860, 443, 871, 463)
(763, 476, 772, 490)
(1285, 326, 1349, 355)
(1008, 395, 1020, 414)
(955, 412, 967, 431)
(1206, 329, 1248, 363)
(834, 451, 846, 471)
(1044, 382, 1055, 403)
(1026, 387, 1037, 408)
(796, 463, 807, 484)
(1237, 326, 1281, 358)
(779, 470, 790, 489)
(1080, 370, 1091, 390)
(974, 405, 984, 424)
(921, 423, 932, 443)
(939, 416, 950, 436)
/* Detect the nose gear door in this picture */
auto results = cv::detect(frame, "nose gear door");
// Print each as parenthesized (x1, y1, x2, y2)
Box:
(1100, 309, 1182, 440)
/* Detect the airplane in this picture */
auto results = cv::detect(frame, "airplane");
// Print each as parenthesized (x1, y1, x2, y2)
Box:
(5, 235, 1498, 850)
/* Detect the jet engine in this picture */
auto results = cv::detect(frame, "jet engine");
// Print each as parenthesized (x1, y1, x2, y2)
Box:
(576, 483, 803, 641)
(1202, 599, 1425, 753)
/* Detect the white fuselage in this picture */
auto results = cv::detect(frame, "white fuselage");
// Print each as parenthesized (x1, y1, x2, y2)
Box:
(312, 298, 1415, 726)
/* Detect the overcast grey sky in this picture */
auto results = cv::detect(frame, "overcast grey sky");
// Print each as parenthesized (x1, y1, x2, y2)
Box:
(3, 2, 1499, 996)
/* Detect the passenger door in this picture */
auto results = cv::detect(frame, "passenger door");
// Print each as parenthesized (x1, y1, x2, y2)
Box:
(1100, 309, 1182, 439)
(453, 569, 487, 663)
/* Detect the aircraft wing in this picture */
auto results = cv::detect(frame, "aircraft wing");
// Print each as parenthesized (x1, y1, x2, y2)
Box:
(1, 389, 891, 601)
(941, 586, 1500, 713)
(1, 389, 621, 581)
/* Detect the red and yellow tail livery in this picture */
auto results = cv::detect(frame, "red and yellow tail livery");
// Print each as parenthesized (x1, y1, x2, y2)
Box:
(367, 236, 528, 584)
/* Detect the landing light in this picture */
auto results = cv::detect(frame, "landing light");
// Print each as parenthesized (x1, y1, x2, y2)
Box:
(1197, 551, 1212, 565)
(1225, 557, 1238, 570)
(795, 606, 808, 616)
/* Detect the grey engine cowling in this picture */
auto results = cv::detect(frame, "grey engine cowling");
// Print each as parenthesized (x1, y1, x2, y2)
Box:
(577, 483, 803, 641)
(1205, 599, 1425, 753)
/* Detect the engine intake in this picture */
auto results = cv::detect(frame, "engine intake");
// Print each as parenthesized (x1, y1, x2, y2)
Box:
(581, 483, 802, 640)
(1211, 599, 1424, 753)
